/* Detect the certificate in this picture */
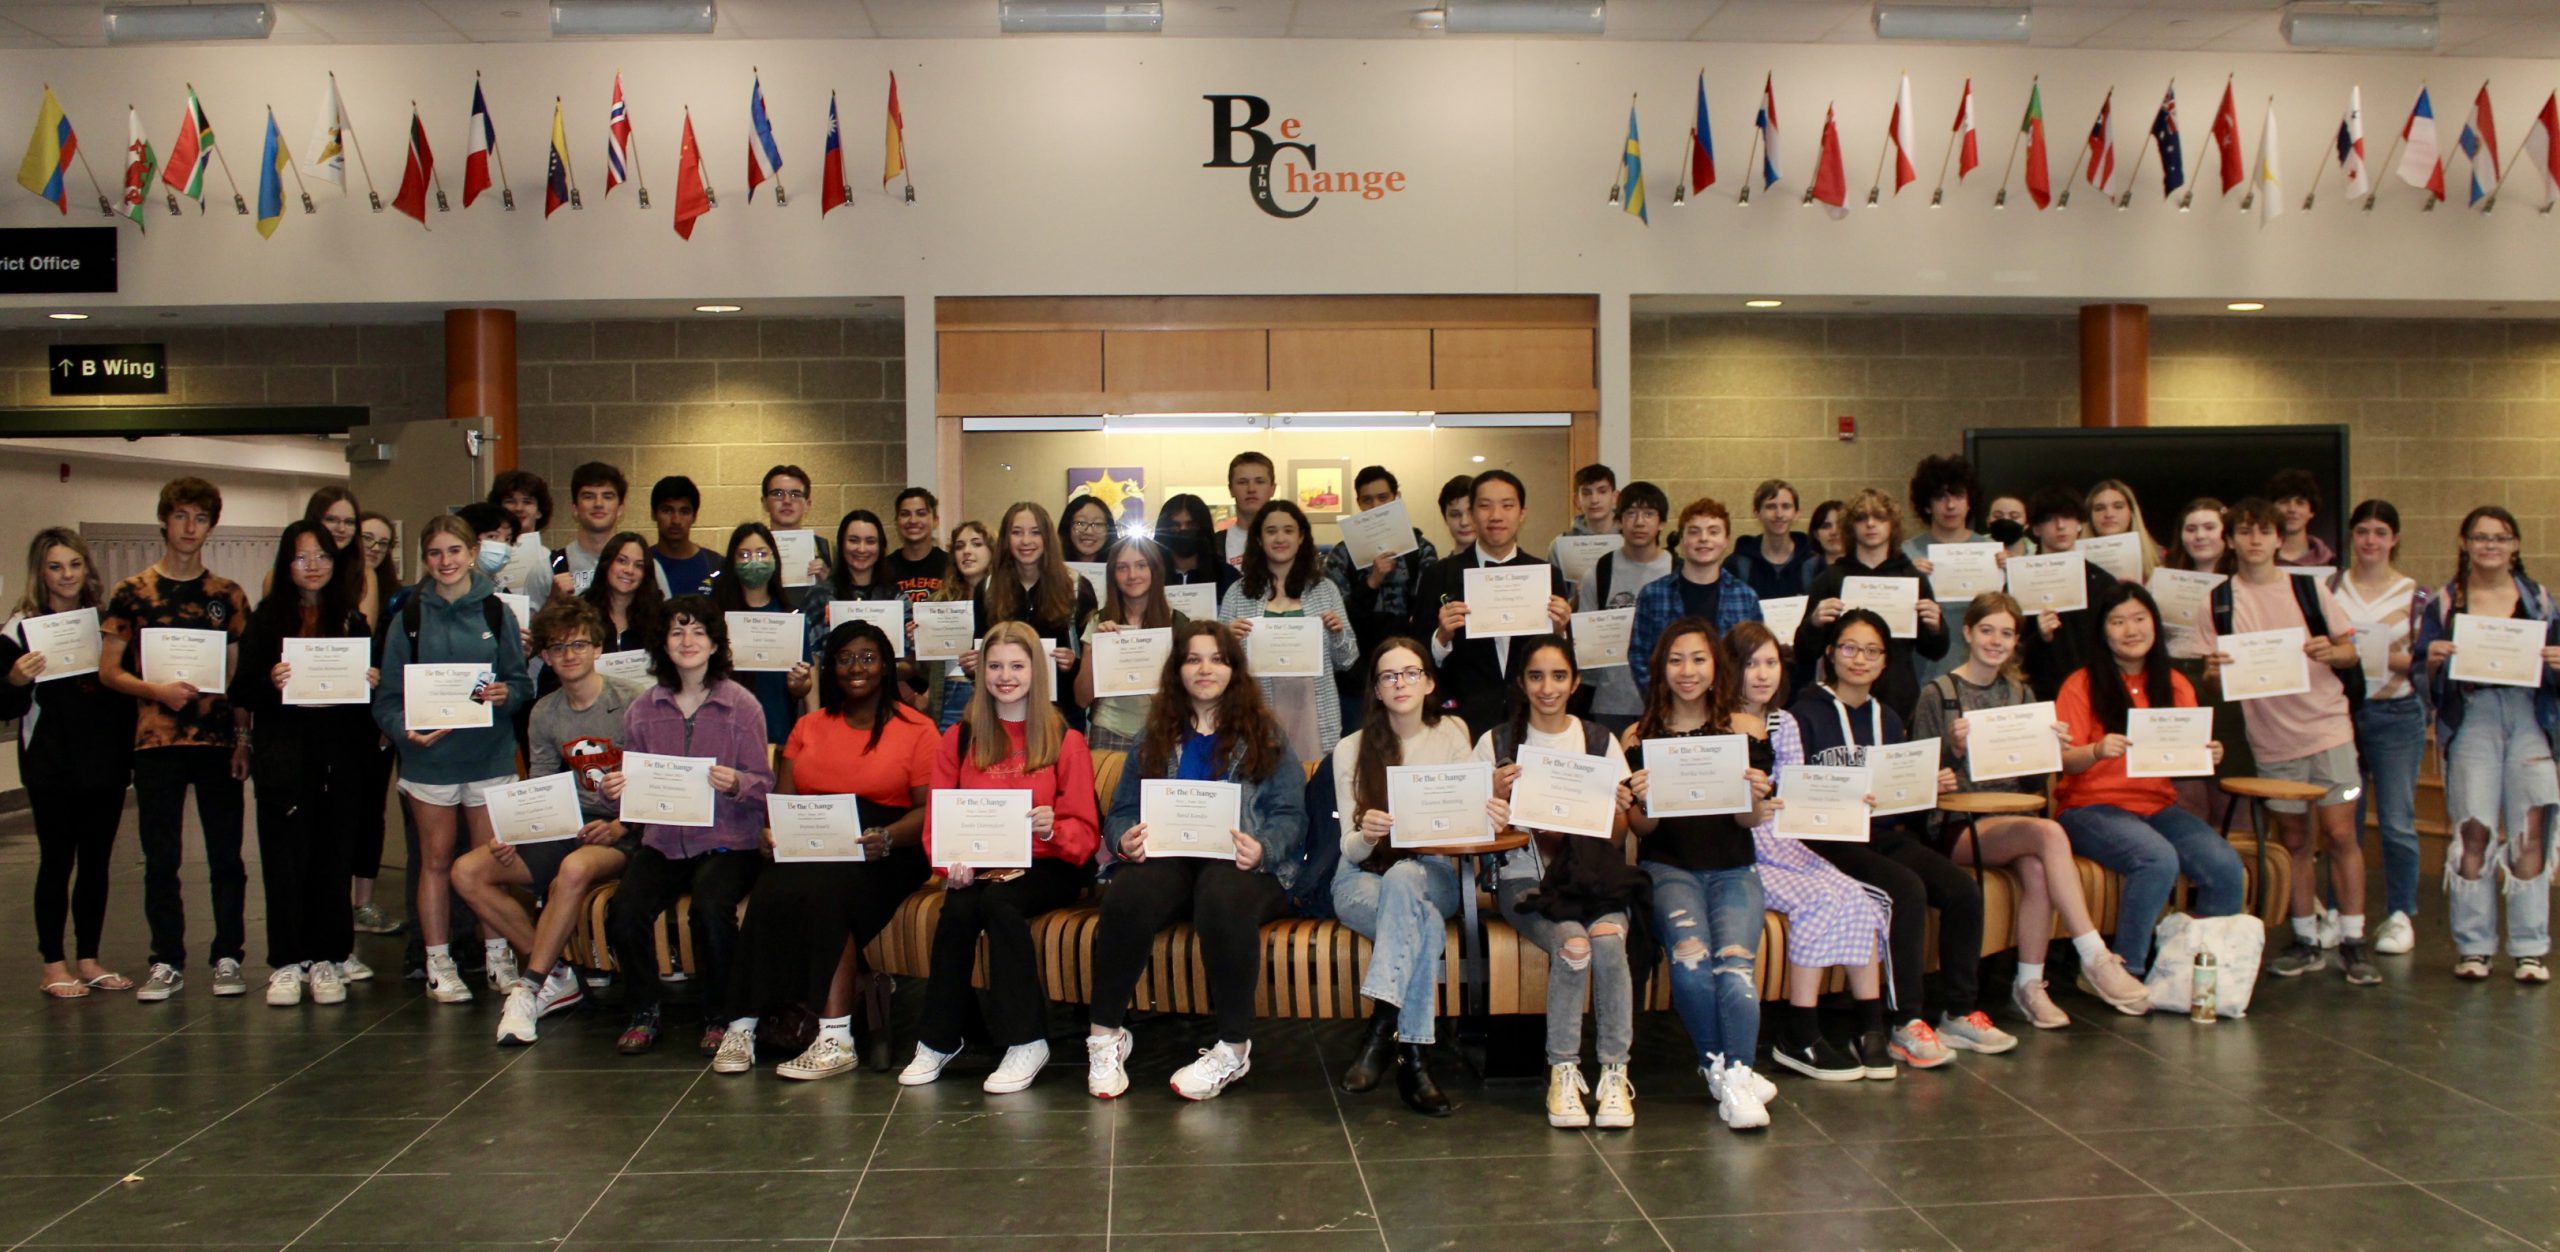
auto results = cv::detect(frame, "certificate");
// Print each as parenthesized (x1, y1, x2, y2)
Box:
(2148, 568, 2224, 660)
(17, 608, 99, 681)
(1336, 499, 1419, 567)
(1760, 596, 1809, 644)
(1462, 564, 1555, 639)
(1870, 739, 1942, 817)
(1164, 583, 1219, 622)
(617, 752, 717, 828)
(1510, 745, 1619, 839)
(768, 794, 866, 862)
(281, 637, 370, 705)
(596, 649, 653, 683)
(485, 772, 585, 845)
(403, 663, 493, 731)
(1245, 616, 1325, 678)
(1141, 779, 1242, 859)
(2219, 627, 2312, 701)
(140, 627, 227, 689)
(1571, 608, 1636, 670)
(1066, 562, 1111, 604)
(932, 789, 1032, 868)
(2125, 708, 2215, 778)
(1386, 763, 1495, 847)
(2078, 532, 2146, 583)
(1775, 765, 1871, 842)
(728, 611, 805, 672)
(910, 602, 974, 661)
(772, 529, 820, 587)
(1551, 534, 1621, 585)
(2451, 613, 2547, 689)
(1089, 626, 1173, 698)
(1927, 543, 2005, 602)
(1964, 702, 2064, 781)
(2349, 619, 2391, 697)
(2006, 551, 2089, 613)
(1840, 575, 1920, 639)
(496, 592, 532, 634)
(827, 598, 907, 657)
(1640, 735, 1751, 818)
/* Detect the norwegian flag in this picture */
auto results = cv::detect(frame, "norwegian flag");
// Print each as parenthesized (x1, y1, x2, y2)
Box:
(1951, 77, 1979, 180)
(463, 79, 497, 207)
(605, 72, 632, 196)
(2083, 89, 2117, 192)
(2459, 83, 2500, 209)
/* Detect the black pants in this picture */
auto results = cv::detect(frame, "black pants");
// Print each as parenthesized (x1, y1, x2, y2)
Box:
(29, 785, 123, 964)
(730, 844, 929, 1018)
(134, 746, 246, 970)
(350, 739, 393, 881)
(606, 846, 760, 1018)
(253, 758, 358, 969)
(1815, 829, 1982, 1019)
(1089, 858, 1285, 1044)
(916, 858, 1089, 1052)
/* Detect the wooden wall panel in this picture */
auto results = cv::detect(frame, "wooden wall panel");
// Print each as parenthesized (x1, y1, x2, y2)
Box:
(1102, 329, 1267, 394)
(1433, 328, 1594, 392)
(1268, 329, 1432, 393)
(938, 330, 1102, 396)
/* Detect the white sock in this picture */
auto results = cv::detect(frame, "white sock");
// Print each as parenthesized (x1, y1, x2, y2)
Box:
(2341, 914, 2367, 941)
(426, 943, 450, 959)
(2292, 916, 2321, 944)
(485, 938, 509, 955)
(819, 1015, 853, 1045)
(728, 1016, 758, 1034)
(2016, 962, 2045, 986)
(2071, 932, 2109, 964)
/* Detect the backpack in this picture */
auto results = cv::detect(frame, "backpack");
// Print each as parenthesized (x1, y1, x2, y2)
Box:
(2210, 571, 2364, 715)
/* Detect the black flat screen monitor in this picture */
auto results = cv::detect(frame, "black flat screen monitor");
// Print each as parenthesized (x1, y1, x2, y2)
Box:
(1963, 425, 2350, 558)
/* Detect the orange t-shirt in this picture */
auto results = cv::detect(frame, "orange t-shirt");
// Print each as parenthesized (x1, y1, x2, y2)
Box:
(2054, 666, 2200, 818)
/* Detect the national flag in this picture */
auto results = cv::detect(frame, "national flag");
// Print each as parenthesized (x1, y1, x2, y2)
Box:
(391, 105, 434, 224)
(2337, 86, 2369, 199)
(2021, 82, 2051, 209)
(2253, 96, 2283, 226)
(820, 91, 847, 215)
(2149, 83, 2185, 197)
(16, 87, 75, 213)
(255, 108, 287, 239)
(1617, 103, 1646, 223)
(306, 75, 346, 189)
(2459, 83, 2499, 209)
(544, 99, 572, 216)
(882, 72, 907, 186)
(604, 72, 632, 196)
(463, 79, 496, 207)
(121, 107, 155, 229)
(163, 87, 213, 200)
(674, 107, 710, 239)
(1811, 103, 1847, 219)
(2083, 89, 2117, 192)
(1689, 71, 1715, 192)
(2210, 81, 2245, 194)
(2398, 87, 2444, 200)
(747, 73, 783, 201)
(1754, 74, 1780, 187)
(1951, 77, 1978, 180)
(1886, 74, 1917, 193)
(2521, 92, 2560, 204)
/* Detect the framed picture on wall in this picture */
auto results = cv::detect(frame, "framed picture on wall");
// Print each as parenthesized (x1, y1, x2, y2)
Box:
(1064, 467, 1148, 525)
(1290, 460, 1348, 522)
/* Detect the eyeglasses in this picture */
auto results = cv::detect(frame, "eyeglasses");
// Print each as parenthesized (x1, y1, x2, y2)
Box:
(765, 488, 809, 502)
(833, 652, 884, 670)
(542, 640, 596, 657)
(1071, 518, 1110, 533)
(1834, 643, 1887, 661)
(2466, 533, 2518, 546)
(358, 536, 394, 552)
(1376, 668, 1428, 688)
(290, 555, 332, 569)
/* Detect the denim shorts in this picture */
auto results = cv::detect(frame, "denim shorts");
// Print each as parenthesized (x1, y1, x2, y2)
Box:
(2257, 741, 2362, 814)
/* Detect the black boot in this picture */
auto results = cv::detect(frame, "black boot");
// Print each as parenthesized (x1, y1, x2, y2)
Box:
(1340, 1007, 1397, 1093)
(1395, 1043, 1452, 1117)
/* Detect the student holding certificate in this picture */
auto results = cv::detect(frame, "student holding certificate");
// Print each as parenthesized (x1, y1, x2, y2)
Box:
(1075, 537, 1183, 754)
(2017, 489, 2123, 701)
(1472, 635, 1643, 1130)
(2055, 583, 2242, 983)
(1221, 499, 1359, 758)
(1898, 454, 1991, 687)
(759, 464, 832, 586)
(906, 623, 1099, 1094)
(1623, 618, 1778, 1131)
(917, 520, 994, 730)
(2200, 499, 2376, 986)
(233, 523, 382, 1009)
(1730, 479, 1824, 600)
(974, 502, 1099, 725)
(706, 522, 820, 747)
(1322, 467, 1441, 701)
(814, 510, 903, 660)
(1908, 594, 2154, 1027)
(721, 620, 939, 1080)
(576, 532, 667, 659)
(371, 514, 534, 1008)
(1330, 640, 1477, 1117)
(1793, 488, 1948, 724)
(599, 595, 777, 1057)
(1407, 471, 1573, 736)
(2332, 501, 2426, 958)
(2085, 480, 2163, 585)
(1627, 494, 1762, 720)
(2161, 498, 2250, 787)
(2416, 506, 2560, 983)
(1058, 494, 1116, 567)
(1575, 482, 1671, 732)
(0, 529, 135, 1000)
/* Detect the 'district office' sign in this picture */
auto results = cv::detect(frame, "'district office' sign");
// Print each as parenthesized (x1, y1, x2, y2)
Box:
(0, 228, 116, 295)
(49, 344, 166, 396)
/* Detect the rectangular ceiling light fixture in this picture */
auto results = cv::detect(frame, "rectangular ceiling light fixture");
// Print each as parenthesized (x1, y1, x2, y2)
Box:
(960, 416, 1107, 432)
(999, 1, 1164, 33)
(103, 3, 274, 43)
(1443, 1, 1605, 35)
(1871, 3, 2030, 43)
(549, 0, 717, 37)
(2280, 2, 2439, 50)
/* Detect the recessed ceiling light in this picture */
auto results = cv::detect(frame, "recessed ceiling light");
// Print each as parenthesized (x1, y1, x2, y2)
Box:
(1470, 455, 1486, 463)
(2226, 301, 2266, 312)
(694, 304, 742, 313)
(1744, 299, 1784, 309)
(47, 312, 88, 321)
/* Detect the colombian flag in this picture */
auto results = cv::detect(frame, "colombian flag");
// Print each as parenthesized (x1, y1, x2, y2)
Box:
(17, 87, 76, 214)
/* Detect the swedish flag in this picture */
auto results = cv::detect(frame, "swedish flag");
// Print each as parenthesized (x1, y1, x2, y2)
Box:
(1621, 103, 1646, 223)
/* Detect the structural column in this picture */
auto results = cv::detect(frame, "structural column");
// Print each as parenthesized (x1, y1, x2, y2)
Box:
(445, 308, 518, 473)
(2077, 303, 2149, 429)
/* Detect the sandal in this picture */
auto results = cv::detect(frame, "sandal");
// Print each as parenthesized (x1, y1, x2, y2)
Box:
(83, 972, 133, 992)
(39, 980, 89, 999)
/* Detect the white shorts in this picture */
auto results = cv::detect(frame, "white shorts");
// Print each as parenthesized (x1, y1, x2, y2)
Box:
(397, 775, 517, 808)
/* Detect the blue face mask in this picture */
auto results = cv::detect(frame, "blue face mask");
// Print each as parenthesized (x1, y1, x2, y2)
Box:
(477, 539, 511, 574)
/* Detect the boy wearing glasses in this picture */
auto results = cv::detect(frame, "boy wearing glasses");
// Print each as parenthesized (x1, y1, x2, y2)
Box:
(453, 597, 643, 1045)
(761, 464, 832, 585)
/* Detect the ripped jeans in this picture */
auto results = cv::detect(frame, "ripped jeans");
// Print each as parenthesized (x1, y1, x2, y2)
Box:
(1642, 862, 1764, 1070)
(2446, 687, 2559, 959)
(1496, 878, 1633, 1067)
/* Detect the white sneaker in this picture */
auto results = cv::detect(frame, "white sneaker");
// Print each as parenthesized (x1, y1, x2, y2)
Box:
(1717, 1067, 1771, 1131)
(1704, 1056, 1778, 1105)
(983, 1040, 1050, 1093)
(2317, 907, 2342, 950)
(1545, 1063, 1591, 1128)
(711, 1027, 756, 1075)
(265, 965, 305, 1007)
(484, 945, 519, 993)
(307, 960, 345, 1005)
(496, 984, 540, 1046)
(899, 1041, 957, 1086)
(337, 956, 374, 983)
(533, 966, 584, 1017)
(210, 958, 247, 997)
(778, 1036, 855, 1081)
(425, 953, 473, 1004)
(2374, 911, 2416, 956)
(1591, 1063, 1636, 1129)
(1170, 1041, 1251, 1101)
(1085, 1030, 1132, 1099)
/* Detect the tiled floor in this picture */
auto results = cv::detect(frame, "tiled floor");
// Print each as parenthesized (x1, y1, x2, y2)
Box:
(0, 806, 2554, 1250)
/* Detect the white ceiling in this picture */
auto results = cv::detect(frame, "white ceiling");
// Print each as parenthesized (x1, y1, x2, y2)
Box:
(0, 0, 2554, 56)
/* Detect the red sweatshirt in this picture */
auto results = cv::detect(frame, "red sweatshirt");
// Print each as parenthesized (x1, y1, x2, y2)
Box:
(925, 718, 1100, 868)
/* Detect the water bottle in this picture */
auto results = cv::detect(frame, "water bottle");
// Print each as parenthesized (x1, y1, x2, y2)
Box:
(2190, 948, 2219, 1023)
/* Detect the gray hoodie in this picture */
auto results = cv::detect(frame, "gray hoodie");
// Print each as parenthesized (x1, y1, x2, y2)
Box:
(371, 570, 536, 785)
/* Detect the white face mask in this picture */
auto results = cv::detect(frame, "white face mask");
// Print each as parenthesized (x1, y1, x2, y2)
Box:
(477, 538, 512, 574)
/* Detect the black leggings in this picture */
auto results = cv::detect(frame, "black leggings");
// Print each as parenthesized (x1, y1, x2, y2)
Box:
(917, 857, 1090, 1052)
(1088, 858, 1285, 1044)
(349, 739, 393, 881)
(29, 785, 122, 964)
(730, 844, 930, 1017)
(1815, 830, 1983, 1019)
(253, 759, 358, 969)
(607, 846, 762, 1018)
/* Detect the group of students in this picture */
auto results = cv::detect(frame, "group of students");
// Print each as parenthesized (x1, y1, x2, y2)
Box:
(16, 447, 2558, 1135)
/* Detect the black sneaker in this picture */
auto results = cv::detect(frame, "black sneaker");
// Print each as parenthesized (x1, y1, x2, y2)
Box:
(2339, 943, 2382, 987)
(1852, 1027, 1897, 1081)
(1770, 1035, 1863, 1083)
(2268, 939, 2328, 978)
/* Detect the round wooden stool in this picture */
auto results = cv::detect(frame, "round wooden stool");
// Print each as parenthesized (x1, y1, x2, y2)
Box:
(2217, 777, 2333, 916)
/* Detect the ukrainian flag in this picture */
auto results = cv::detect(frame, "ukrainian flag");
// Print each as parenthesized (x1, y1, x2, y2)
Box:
(17, 86, 75, 213)
(1621, 103, 1646, 223)
(256, 108, 287, 238)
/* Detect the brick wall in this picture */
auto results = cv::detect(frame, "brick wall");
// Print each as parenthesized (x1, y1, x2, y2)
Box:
(0, 322, 446, 416)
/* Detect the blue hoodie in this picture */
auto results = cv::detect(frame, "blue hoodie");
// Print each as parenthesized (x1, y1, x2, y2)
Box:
(371, 570, 535, 785)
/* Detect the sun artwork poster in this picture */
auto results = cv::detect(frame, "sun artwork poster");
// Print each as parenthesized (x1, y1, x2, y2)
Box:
(1065, 467, 1148, 525)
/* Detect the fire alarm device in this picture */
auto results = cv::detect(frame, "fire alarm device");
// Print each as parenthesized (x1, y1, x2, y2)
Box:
(1836, 414, 1857, 441)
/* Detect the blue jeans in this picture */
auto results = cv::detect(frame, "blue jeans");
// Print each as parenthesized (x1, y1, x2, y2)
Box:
(1642, 862, 1764, 1069)
(2059, 803, 2245, 975)
(2445, 687, 2557, 959)
(1332, 857, 1461, 1044)
(2355, 695, 2427, 919)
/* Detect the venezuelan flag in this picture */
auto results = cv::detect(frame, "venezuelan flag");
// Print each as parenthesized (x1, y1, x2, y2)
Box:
(256, 108, 287, 238)
(17, 86, 76, 213)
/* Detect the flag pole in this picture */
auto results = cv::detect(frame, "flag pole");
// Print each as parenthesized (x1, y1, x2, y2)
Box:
(557, 99, 583, 209)
(1736, 125, 1759, 205)
(192, 83, 250, 214)
(2057, 88, 2103, 208)
(419, 100, 449, 211)
(757, 68, 788, 208)
(1672, 127, 1692, 206)
(1607, 93, 1630, 207)
(336, 74, 383, 212)
(1928, 82, 1963, 207)
(1992, 77, 2031, 208)
(2115, 130, 2150, 209)
(1866, 79, 1897, 206)
(2364, 127, 2402, 212)
(2302, 134, 2330, 211)
(273, 106, 315, 214)
(623, 72, 652, 208)
(2482, 133, 2520, 212)
(691, 105, 719, 208)
(481, 74, 517, 210)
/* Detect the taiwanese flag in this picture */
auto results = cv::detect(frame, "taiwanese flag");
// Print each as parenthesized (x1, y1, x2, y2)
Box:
(673, 107, 711, 239)
(820, 91, 847, 215)
(391, 104, 434, 224)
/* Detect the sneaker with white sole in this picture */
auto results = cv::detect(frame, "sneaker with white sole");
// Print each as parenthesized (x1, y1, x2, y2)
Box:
(1171, 1041, 1251, 1101)
(899, 1041, 957, 1087)
(136, 963, 182, 1002)
(779, 1036, 856, 1081)
(2374, 911, 2416, 956)
(210, 959, 247, 997)
(1716, 1067, 1770, 1131)
(2268, 939, 2327, 978)
(1938, 1010, 2019, 1055)
(983, 1040, 1049, 1093)
(2519, 957, 2552, 985)
(484, 946, 519, 994)
(1705, 1055, 1777, 1105)
(425, 953, 473, 1004)
(2455, 954, 2494, 980)
(1591, 1064, 1636, 1129)
(337, 956, 374, 983)
(532, 966, 584, 1017)
(2012, 979, 2071, 1030)
(1890, 1019, 1955, 1069)
(496, 984, 541, 1046)
(350, 903, 399, 935)
(265, 965, 305, 1007)
(1085, 1030, 1132, 1098)
(2075, 951, 2155, 1015)
(1545, 1062, 1591, 1127)
(711, 1027, 757, 1075)
(307, 960, 345, 1005)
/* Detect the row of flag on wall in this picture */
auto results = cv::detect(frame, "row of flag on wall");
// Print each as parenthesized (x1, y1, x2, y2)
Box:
(14, 71, 916, 239)
(1610, 74, 2560, 226)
